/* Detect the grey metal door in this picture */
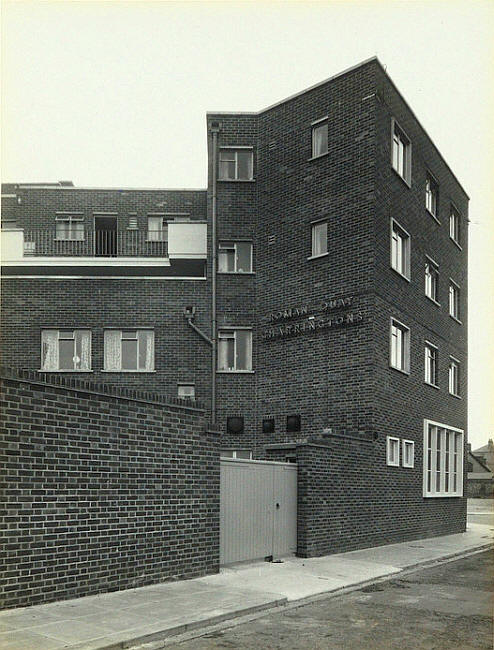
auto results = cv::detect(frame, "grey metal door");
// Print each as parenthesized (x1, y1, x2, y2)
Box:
(220, 458, 297, 565)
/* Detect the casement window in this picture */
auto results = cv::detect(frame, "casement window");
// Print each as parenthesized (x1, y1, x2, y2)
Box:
(219, 148, 253, 181)
(104, 329, 154, 371)
(218, 241, 253, 273)
(402, 440, 415, 468)
(425, 258, 439, 303)
(178, 384, 195, 400)
(449, 207, 460, 245)
(218, 329, 252, 372)
(386, 436, 400, 466)
(147, 216, 167, 242)
(449, 281, 460, 320)
(423, 420, 464, 497)
(311, 220, 328, 257)
(391, 120, 411, 184)
(221, 449, 253, 460)
(55, 215, 84, 241)
(391, 219, 410, 279)
(390, 319, 410, 373)
(424, 342, 439, 387)
(425, 174, 439, 218)
(449, 357, 460, 397)
(311, 118, 328, 158)
(41, 329, 91, 371)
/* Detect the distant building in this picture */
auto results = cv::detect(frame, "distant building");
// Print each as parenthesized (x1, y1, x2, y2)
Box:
(473, 439, 494, 473)
(467, 445, 493, 497)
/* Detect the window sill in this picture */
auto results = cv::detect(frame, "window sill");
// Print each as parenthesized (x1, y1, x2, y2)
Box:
(217, 370, 255, 374)
(449, 314, 462, 325)
(426, 209, 441, 225)
(402, 463, 414, 469)
(54, 239, 86, 243)
(307, 252, 329, 261)
(426, 295, 441, 307)
(386, 461, 400, 467)
(450, 237, 462, 251)
(391, 167, 412, 188)
(389, 365, 410, 376)
(424, 493, 463, 498)
(101, 370, 156, 373)
(424, 381, 440, 390)
(391, 267, 410, 282)
(38, 369, 93, 373)
(217, 179, 256, 183)
(308, 152, 329, 162)
(218, 271, 255, 275)
(449, 392, 462, 399)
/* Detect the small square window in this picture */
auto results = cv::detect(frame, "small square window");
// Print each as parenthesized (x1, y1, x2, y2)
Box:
(402, 440, 414, 468)
(287, 414, 301, 432)
(425, 258, 439, 303)
(449, 207, 461, 245)
(219, 148, 253, 181)
(391, 219, 410, 279)
(425, 174, 439, 218)
(390, 319, 410, 373)
(104, 329, 154, 371)
(392, 120, 412, 184)
(41, 329, 91, 371)
(449, 281, 460, 320)
(218, 329, 252, 372)
(424, 342, 438, 387)
(449, 358, 460, 397)
(311, 221, 328, 257)
(218, 241, 253, 273)
(311, 120, 328, 158)
(221, 449, 252, 459)
(178, 384, 195, 400)
(386, 436, 400, 466)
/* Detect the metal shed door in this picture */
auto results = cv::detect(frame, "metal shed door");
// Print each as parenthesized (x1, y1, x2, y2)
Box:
(220, 458, 297, 565)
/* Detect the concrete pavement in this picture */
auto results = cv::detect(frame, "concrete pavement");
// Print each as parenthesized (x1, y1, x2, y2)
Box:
(0, 520, 492, 650)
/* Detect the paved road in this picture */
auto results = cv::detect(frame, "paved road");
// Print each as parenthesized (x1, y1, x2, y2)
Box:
(468, 498, 494, 526)
(168, 551, 493, 649)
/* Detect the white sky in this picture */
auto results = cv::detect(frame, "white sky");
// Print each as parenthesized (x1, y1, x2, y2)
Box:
(2, 1, 493, 450)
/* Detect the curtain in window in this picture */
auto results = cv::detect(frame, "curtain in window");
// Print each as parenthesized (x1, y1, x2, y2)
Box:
(139, 330, 154, 370)
(41, 330, 59, 370)
(78, 330, 91, 370)
(236, 331, 252, 371)
(104, 330, 121, 370)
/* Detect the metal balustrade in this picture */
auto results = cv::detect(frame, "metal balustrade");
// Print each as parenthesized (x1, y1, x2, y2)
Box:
(22, 230, 168, 257)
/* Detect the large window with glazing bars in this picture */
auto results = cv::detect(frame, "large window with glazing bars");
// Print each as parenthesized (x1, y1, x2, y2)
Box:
(423, 420, 464, 497)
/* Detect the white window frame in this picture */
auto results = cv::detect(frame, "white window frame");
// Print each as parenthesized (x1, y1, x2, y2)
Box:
(218, 147, 254, 181)
(449, 280, 461, 321)
(220, 449, 253, 460)
(40, 329, 92, 372)
(55, 215, 85, 241)
(449, 206, 461, 247)
(386, 436, 400, 466)
(402, 440, 415, 468)
(217, 328, 253, 372)
(310, 220, 328, 258)
(449, 356, 460, 397)
(425, 256, 440, 304)
(147, 215, 167, 242)
(390, 318, 410, 374)
(218, 241, 253, 273)
(391, 119, 412, 185)
(390, 218, 410, 280)
(424, 341, 439, 387)
(311, 117, 328, 158)
(425, 173, 439, 220)
(103, 329, 155, 372)
(423, 419, 464, 497)
(177, 383, 195, 400)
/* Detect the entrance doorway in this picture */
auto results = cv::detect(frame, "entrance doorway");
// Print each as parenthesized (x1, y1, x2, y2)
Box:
(94, 216, 117, 256)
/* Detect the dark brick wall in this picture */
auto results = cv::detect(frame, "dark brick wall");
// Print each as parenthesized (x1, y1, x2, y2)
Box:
(0, 370, 220, 609)
(294, 440, 466, 557)
(0, 278, 211, 402)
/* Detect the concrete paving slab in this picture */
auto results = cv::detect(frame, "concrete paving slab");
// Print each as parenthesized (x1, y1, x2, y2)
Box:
(0, 628, 68, 650)
(31, 619, 115, 644)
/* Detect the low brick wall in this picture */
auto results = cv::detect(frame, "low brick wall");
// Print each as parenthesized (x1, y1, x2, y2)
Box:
(268, 438, 466, 558)
(0, 369, 220, 609)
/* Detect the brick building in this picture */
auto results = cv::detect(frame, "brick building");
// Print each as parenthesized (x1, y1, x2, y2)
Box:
(1, 57, 468, 563)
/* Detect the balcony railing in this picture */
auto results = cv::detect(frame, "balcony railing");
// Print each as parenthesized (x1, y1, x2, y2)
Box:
(22, 230, 168, 257)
